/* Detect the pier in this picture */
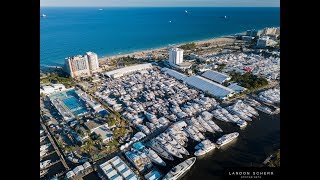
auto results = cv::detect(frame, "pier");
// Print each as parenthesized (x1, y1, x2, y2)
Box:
(40, 117, 70, 171)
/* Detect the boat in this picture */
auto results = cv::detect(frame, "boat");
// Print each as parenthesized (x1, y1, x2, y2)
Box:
(236, 120, 247, 128)
(98, 8, 103, 11)
(144, 148, 166, 166)
(40, 149, 48, 157)
(184, 126, 200, 142)
(194, 140, 216, 156)
(216, 132, 239, 146)
(148, 139, 174, 161)
(40, 160, 51, 169)
(198, 118, 214, 133)
(133, 142, 166, 166)
(40, 136, 47, 142)
(256, 106, 274, 115)
(40, 14, 46, 18)
(40, 143, 51, 151)
(40, 169, 48, 177)
(163, 157, 196, 180)
(125, 151, 152, 172)
(206, 120, 223, 132)
(162, 143, 183, 158)
(191, 126, 205, 140)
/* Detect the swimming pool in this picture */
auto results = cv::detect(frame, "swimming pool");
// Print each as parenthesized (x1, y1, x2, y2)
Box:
(49, 90, 88, 116)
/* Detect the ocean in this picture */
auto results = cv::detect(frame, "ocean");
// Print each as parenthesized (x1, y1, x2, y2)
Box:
(40, 7, 280, 66)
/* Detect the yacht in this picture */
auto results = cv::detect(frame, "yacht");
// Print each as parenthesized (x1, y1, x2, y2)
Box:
(40, 14, 46, 18)
(159, 133, 179, 147)
(144, 148, 166, 166)
(133, 142, 166, 166)
(198, 118, 214, 133)
(256, 106, 273, 115)
(194, 140, 216, 156)
(40, 160, 51, 169)
(191, 126, 205, 140)
(184, 126, 200, 142)
(125, 151, 152, 172)
(206, 120, 223, 132)
(40, 143, 51, 151)
(40, 149, 48, 157)
(40, 136, 46, 142)
(40, 169, 48, 177)
(216, 132, 239, 146)
(163, 157, 196, 180)
(162, 143, 183, 158)
(148, 139, 174, 161)
(236, 120, 247, 128)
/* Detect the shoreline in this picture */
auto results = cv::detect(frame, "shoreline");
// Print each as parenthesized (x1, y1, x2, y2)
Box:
(98, 31, 247, 64)
(42, 27, 272, 68)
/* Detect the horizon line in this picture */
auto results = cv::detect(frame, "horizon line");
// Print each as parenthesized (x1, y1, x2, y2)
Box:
(40, 6, 280, 8)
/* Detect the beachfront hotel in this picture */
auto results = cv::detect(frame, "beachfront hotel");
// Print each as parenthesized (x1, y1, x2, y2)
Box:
(65, 52, 99, 78)
(86, 51, 99, 72)
(169, 47, 184, 65)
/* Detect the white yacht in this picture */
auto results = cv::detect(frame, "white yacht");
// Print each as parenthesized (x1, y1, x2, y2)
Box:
(206, 120, 223, 132)
(162, 143, 183, 158)
(144, 148, 166, 166)
(256, 105, 274, 115)
(184, 126, 201, 142)
(194, 139, 216, 156)
(40, 143, 51, 151)
(191, 126, 205, 140)
(40, 160, 51, 169)
(198, 118, 214, 133)
(216, 132, 239, 146)
(40, 149, 48, 157)
(236, 120, 247, 128)
(148, 139, 174, 161)
(163, 157, 196, 180)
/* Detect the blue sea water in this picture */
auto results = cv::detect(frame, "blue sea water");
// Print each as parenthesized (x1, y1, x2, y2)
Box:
(40, 7, 279, 66)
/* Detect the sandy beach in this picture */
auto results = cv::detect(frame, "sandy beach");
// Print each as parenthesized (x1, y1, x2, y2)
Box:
(98, 36, 239, 65)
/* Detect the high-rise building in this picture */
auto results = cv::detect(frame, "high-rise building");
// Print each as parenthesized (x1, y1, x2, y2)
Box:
(65, 55, 91, 78)
(169, 48, 184, 65)
(65, 52, 100, 78)
(86, 52, 99, 72)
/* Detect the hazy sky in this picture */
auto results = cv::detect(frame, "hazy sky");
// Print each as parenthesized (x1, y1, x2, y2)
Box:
(40, 0, 280, 7)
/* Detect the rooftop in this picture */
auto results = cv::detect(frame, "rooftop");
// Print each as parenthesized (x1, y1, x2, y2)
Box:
(201, 70, 231, 84)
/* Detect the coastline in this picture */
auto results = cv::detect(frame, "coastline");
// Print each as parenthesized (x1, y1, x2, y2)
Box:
(98, 32, 246, 65)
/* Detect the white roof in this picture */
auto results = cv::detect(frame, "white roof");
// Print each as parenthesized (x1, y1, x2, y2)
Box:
(184, 75, 234, 99)
(105, 63, 152, 77)
(227, 83, 247, 93)
(161, 68, 187, 81)
(66, 171, 75, 178)
(83, 162, 91, 169)
(73, 165, 84, 174)
(201, 70, 230, 84)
